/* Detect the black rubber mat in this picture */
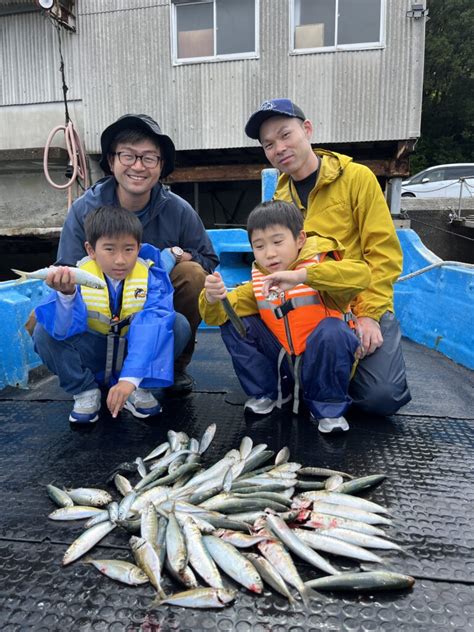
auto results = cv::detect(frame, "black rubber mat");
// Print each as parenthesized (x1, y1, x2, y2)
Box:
(2, 333, 473, 420)
(1, 392, 473, 631)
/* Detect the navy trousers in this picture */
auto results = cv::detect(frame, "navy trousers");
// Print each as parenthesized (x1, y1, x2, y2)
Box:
(33, 313, 191, 396)
(349, 311, 411, 415)
(221, 315, 359, 419)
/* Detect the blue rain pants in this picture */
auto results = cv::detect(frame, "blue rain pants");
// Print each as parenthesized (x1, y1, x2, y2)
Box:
(33, 313, 191, 395)
(221, 315, 359, 419)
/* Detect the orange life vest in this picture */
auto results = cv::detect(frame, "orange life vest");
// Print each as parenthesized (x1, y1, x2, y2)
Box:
(252, 253, 347, 356)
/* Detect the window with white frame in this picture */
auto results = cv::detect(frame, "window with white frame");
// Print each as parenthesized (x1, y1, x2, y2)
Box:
(291, 0, 384, 52)
(172, 0, 258, 63)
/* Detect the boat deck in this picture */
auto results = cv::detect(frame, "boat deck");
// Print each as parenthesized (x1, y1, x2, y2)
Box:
(1, 331, 473, 632)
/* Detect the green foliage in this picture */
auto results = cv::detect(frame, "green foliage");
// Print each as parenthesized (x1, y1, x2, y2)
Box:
(410, 0, 474, 174)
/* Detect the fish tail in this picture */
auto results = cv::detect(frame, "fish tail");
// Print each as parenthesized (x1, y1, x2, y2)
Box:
(11, 268, 27, 282)
(299, 584, 318, 607)
(148, 595, 165, 609)
(157, 586, 168, 600)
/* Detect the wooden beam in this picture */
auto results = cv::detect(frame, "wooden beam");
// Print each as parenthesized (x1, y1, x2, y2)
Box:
(164, 164, 268, 183)
(0, 148, 410, 179)
(396, 139, 417, 160)
(164, 158, 410, 184)
(364, 158, 410, 178)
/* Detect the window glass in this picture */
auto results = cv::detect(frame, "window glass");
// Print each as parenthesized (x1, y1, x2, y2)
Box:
(448, 166, 474, 179)
(293, 0, 382, 50)
(175, 0, 256, 60)
(295, 0, 335, 48)
(424, 169, 445, 182)
(176, 2, 214, 59)
(216, 0, 255, 55)
(338, 0, 381, 45)
(409, 170, 428, 185)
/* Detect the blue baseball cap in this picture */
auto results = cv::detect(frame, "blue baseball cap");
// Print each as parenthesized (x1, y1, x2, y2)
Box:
(245, 99, 306, 140)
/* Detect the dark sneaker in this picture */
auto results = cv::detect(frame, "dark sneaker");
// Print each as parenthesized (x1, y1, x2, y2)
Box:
(167, 370, 194, 395)
(124, 388, 162, 418)
(69, 388, 101, 424)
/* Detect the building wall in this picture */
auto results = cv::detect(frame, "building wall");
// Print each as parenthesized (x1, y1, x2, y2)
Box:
(0, 0, 426, 235)
(1, 0, 426, 153)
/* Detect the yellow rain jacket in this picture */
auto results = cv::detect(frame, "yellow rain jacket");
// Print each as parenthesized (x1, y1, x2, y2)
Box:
(199, 235, 371, 326)
(274, 150, 403, 321)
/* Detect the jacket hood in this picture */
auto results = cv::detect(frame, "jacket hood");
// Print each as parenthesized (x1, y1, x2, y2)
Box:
(315, 149, 353, 186)
(276, 149, 353, 193)
(298, 233, 345, 261)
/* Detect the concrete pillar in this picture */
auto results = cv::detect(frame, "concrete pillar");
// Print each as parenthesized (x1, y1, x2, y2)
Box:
(388, 177, 402, 216)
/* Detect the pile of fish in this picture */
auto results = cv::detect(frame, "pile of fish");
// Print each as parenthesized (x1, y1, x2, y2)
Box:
(46, 424, 414, 609)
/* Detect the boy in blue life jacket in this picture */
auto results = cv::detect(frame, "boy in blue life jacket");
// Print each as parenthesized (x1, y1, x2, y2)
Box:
(199, 201, 371, 434)
(33, 205, 191, 424)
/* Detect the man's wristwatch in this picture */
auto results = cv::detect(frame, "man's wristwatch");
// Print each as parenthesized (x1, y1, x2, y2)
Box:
(171, 246, 184, 264)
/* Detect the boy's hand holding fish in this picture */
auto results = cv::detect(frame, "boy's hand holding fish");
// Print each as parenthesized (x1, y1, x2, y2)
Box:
(204, 272, 227, 304)
(45, 266, 78, 295)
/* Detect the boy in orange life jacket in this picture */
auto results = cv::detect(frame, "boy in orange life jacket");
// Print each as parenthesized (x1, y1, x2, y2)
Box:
(199, 200, 371, 434)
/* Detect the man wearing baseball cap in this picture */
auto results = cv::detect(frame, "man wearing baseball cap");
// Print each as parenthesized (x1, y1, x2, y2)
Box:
(56, 114, 218, 393)
(244, 98, 411, 417)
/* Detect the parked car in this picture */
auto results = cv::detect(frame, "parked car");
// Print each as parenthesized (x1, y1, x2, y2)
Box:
(401, 163, 474, 198)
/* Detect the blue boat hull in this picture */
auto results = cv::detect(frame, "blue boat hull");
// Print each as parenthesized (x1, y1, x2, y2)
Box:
(0, 228, 472, 390)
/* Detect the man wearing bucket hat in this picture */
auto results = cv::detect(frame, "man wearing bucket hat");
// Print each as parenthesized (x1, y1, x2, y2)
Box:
(244, 98, 411, 417)
(56, 114, 218, 393)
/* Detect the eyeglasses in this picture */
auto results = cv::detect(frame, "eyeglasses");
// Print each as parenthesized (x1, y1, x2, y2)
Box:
(113, 152, 162, 169)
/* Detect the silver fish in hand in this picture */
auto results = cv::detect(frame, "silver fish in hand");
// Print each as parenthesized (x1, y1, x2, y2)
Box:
(12, 266, 106, 289)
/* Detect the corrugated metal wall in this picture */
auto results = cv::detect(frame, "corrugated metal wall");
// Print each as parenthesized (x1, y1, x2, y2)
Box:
(1, 0, 425, 152)
(0, 8, 80, 105)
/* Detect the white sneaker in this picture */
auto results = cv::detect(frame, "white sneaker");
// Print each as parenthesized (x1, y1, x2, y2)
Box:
(69, 388, 101, 424)
(124, 388, 162, 418)
(244, 394, 292, 415)
(312, 415, 350, 434)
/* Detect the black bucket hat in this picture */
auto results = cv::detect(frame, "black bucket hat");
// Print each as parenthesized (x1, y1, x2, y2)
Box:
(245, 99, 306, 140)
(99, 114, 176, 179)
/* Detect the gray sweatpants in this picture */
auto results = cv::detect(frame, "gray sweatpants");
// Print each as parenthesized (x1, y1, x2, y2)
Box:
(349, 311, 411, 416)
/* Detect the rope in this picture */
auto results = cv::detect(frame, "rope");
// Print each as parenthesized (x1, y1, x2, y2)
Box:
(54, 18, 70, 124)
(402, 214, 474, 242)
(43, 18, 89, 208)
(403, 177, 474, 195)
(398, 260, 474, 282)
